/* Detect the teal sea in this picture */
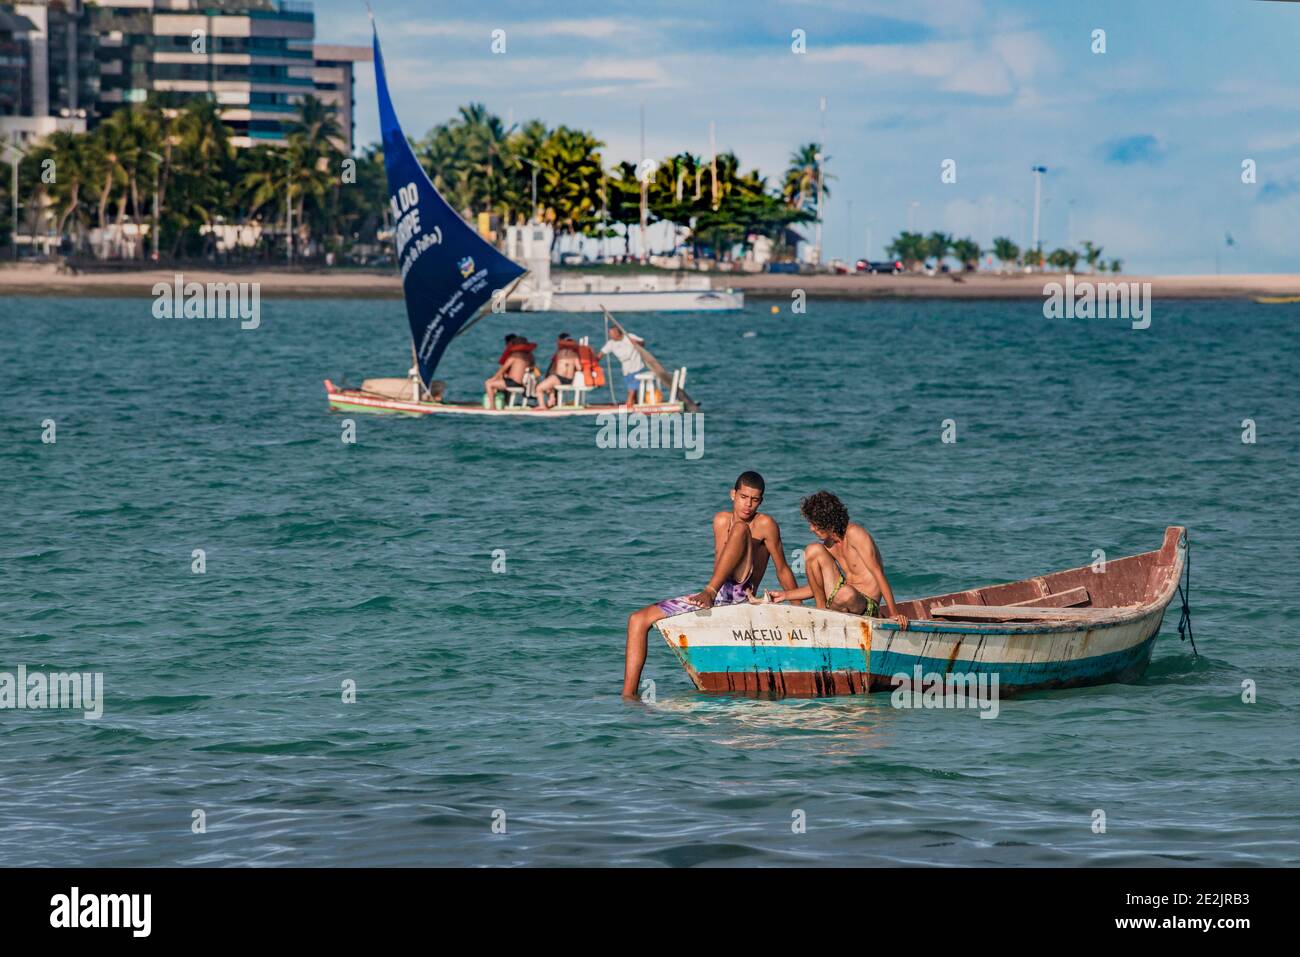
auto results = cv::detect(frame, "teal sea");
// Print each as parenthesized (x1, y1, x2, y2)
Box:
(1, 292, 1297, 867)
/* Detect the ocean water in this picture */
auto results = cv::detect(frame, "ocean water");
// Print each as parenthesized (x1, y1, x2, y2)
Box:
(1, 292, 1297, 867)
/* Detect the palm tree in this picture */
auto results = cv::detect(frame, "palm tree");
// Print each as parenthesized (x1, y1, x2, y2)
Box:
(951, 237, 981, 272)
(924, 231, 953, 270)
(504, 119, 549, 223)
(92, 111, 132, 257)
(282, 96, 347, 256)
(604, 160, 643, 256)
(782, 143, 829, 213)
(28, 131, 96, 252)
(536, 126, 605, 245)
(1081, 240, 1103, 273)
(168, 97, 235, 257)
(887, 231, 927, 271)
(1049, 248, 1079, 272)
(335, 143, 387, 260)
(287, 95, 343, 161)
(236, 145, 286, 223)
(458, 103, 512, 215)
(992, 236, 1019, 271)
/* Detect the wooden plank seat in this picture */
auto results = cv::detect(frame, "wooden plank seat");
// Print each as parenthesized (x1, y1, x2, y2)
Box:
(1009, 586, 1090, 608)
(928, 604, 1124, 622)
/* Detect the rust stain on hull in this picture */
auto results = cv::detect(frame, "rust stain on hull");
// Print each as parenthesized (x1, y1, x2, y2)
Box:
(697, 670, 870, 697)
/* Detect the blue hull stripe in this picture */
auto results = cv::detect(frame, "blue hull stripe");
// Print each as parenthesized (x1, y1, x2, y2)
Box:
(682, 636, 1156, 690)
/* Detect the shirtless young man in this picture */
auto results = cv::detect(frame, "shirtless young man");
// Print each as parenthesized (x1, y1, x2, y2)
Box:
(759, 490, 910, 630)
(533, 333, 581, 409)
(621, 471, 801, 698)
(484, 334, 534, 406)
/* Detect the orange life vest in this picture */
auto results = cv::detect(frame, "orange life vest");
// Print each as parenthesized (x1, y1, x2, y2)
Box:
(497, 341, 538, 365)
(577, 344, 606, 386)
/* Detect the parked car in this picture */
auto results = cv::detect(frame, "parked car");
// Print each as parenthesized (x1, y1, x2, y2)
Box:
(856, 259, 903, 274)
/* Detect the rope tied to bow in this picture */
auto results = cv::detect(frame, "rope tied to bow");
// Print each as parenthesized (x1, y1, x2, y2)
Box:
(1176, 532, 1196, 656)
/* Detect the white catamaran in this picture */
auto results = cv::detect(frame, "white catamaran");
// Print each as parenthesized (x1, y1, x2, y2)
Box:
(324, 23, 697, 418)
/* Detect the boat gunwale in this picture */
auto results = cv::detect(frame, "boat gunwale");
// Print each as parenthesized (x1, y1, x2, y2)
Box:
(663, 529, 1186, 638)
(325, 383, 687, 417)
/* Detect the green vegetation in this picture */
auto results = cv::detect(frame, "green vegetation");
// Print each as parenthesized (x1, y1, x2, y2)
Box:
(417, 106, 815, 260)
(5, 92, 1125, 273)
(3, 96, 824, 264)
(5, 93, 388, 261)
(888, 231, 1121, 274)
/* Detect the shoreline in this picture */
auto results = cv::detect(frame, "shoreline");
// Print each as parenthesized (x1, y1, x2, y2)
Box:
(1, 262, 1298, 301)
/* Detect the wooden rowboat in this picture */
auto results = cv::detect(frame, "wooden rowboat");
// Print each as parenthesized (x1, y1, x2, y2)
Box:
(655, 526, 1188, 698)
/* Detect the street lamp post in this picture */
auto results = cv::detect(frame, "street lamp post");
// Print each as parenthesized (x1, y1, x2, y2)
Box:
(518, 156, 539, 223)
(4, 136, 27, 262)
(146, 150, 163, 262)
(1030, 165, 1047, 264)
(845, 198, 852, 262)
(813, 95, 826, 267)
(286, 152, 293, 265)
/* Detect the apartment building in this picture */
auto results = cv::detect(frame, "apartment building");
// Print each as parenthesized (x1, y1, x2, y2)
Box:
(1, 0, 366, 151)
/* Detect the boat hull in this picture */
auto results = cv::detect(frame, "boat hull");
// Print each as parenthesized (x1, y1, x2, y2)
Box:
(655, 528, 1185, 698)
(324, 380, 685, 417)
(656, 602, 1165, 697)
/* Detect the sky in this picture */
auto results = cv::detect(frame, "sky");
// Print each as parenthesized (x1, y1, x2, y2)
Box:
(312, 0, 1300, 274)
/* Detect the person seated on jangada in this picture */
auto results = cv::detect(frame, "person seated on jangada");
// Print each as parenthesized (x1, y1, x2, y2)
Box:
(534, 332, 581, 410)
(484, 334, 534, 407)
(754, 490, 909, 629)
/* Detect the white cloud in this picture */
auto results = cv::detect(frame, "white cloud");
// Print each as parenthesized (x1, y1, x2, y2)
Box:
(810, 30, 1053, 99)
(574, 58, 672, 86)
(384, 17, 629, 42)
(532, 18, 626, 40)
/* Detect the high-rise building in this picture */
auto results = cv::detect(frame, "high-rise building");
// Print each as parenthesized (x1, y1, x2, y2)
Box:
(1, 2, 94, 145)
(90, 0, 317, 147)
(2, 1, 363, 151)
(0, 9, 36, 117)
(312, 43, 368, 154)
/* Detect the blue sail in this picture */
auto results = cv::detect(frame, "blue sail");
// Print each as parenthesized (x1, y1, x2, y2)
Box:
(372, 25, 525, 387)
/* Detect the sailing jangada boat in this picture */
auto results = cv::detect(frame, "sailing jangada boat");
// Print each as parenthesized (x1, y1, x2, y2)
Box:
(323, 23, 696, 418)
(657, 526, 1191, 697)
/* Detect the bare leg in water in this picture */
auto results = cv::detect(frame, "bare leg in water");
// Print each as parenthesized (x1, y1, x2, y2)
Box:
(622, 520, 755, 698)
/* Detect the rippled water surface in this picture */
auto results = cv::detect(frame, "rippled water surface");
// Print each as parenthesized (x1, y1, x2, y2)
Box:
(2, 293, 1297, 866)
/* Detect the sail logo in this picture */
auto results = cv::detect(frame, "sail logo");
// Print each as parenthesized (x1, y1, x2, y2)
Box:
(151, 274, 260, 330)
(595, 411, 704, 460)
(458, 256, 476, 278)
(1042, 275, 1152, 329)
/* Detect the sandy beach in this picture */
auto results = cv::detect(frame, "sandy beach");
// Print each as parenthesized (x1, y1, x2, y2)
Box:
(1, 261, 1298, 300)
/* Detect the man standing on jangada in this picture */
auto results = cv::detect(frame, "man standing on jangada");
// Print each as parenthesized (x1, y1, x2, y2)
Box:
(621, 471, 802, 698)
